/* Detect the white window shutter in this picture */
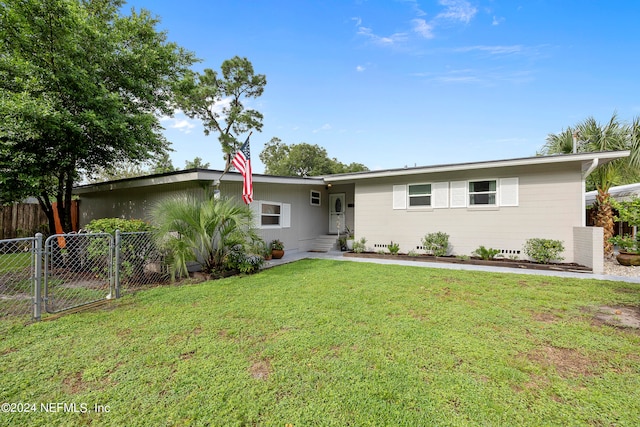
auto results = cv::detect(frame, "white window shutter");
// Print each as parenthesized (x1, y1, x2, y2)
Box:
(393, 185, 407, 209)
(250, 201, 261, 228)
(499, 178, 519, 206)
(432, 182, 449, 208)
(450, 181, 467, 208)
(282, 203, 291, 228)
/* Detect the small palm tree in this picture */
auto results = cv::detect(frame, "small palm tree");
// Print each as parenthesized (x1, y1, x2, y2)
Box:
(150, 194, 262, 279)
(541, 113, 640, 255)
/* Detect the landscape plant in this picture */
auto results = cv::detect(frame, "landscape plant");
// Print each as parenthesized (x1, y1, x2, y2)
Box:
(352, 237, 367, 253)
(387, 241, 400, 255)
(472, 245, 501, 260)
(523, 238, 565, 264)
(150, 194, 263, 279)
(421, 232, 450, 256)
(83, 218, 155, 281)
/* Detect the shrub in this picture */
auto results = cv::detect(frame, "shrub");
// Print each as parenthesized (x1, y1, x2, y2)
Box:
(150, 195, 263, 279)
(226, 244, 265, 274)
(407, 250, 419, 257)
(472, 246, 501, 260)
(83, 218, 155, 280)
(352, 237, 367, 253)
(388, 241, 400, 255)
(422, 232, 450, 256)
(523, 238, 564, 263)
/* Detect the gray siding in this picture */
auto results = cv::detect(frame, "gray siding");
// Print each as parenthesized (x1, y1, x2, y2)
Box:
(353, 164, 583, 262)
(78, 179, 329, 253)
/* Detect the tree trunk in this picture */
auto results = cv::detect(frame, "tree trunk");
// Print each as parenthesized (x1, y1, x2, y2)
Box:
(595, 190, 614, 257)
(37, 192, 56, 235)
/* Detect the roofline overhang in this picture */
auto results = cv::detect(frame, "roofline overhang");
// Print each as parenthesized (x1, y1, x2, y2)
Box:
(323, 151, 630, 183)
(74, 169, 324, 194)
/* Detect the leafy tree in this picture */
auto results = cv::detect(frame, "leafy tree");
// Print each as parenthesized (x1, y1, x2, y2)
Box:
(540, 113, 640, 255)
(0, 0, 196, 233)
(150, 194, 263, 279)
(259, 137, 369, 177)
(176, 56, 266, 171)
(184, 157, 210, 169)
(150, 152, 177, 175)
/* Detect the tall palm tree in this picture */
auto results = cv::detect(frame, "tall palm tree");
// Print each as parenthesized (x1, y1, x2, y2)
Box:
(150, 194, 262, 279)
(541, 113, 640, 255)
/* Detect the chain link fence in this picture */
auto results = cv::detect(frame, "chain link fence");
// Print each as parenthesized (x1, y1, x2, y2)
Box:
(0, 237, 36, 319)
(0, 231, 170, 321)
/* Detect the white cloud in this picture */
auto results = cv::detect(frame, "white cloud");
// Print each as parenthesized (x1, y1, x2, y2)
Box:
(171, 119, 196, 134)
(356, 65, 365, 72)
(436, 0, 477, 24)
(492, 16, 505, 26)
(160, 112, 196, 134)
(208, 96, 232, 117)
(357, 26, 408, 46)
(313, 123, 332, 133)
(455, 45, 524, 55)
(412, 18, 434, 39)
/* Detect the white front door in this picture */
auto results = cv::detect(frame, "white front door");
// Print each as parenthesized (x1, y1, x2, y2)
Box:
(329, 193, 346, 234)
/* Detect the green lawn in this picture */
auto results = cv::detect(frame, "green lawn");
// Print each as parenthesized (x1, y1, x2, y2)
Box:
(0, 252, 31, 274)
(1, 259, 639, 426)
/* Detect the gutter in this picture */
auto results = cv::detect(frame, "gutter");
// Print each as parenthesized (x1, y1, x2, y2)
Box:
(582, 158, 599, 179)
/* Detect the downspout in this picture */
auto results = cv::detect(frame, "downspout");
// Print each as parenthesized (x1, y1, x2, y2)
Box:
(581, 158, 599, 227)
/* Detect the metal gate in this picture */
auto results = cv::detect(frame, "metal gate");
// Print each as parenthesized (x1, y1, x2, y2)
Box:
(44, 233, 113, 314)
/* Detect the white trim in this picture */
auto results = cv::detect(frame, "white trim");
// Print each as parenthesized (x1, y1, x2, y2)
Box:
(255, 200, 291, 229)
(407, 183, 432, 209)
(324, 151, 629, 183)
(450, 181, 467, 208)
(468, 179, 498, 207)
(393, 185, 407, 209)
(499, 177, 519, 207)
(432, 182, 449, 208)
(310, 190, 321, 206)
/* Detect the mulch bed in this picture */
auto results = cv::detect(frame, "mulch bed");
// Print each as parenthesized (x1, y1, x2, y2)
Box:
(343, 252, 592, 273)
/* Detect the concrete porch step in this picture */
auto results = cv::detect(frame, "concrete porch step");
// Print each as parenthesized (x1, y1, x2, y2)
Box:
(308, 234, 340, 253)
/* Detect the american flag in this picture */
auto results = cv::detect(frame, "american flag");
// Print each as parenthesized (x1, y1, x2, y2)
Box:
(232, 135, 253, 204)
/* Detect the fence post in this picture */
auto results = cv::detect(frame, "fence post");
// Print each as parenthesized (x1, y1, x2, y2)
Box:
(33, 233, 43, 321)
(114, 229, 121, 299)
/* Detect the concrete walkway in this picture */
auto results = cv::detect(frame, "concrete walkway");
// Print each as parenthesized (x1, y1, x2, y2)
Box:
(264, 250, 640, 284)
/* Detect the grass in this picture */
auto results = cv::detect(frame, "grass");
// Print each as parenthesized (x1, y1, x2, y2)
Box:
(1, 259, 639, 426)
(0, 252, 32, 274)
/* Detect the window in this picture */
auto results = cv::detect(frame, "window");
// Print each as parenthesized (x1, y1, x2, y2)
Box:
(408, 184, 431, 207)
(310, 190, 321, 206)
(252, 201, 291, 229)
(468, 180, 497, 205)
(261, 203, 281, 226)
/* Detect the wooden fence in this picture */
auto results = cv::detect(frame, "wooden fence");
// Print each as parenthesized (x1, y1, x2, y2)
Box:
(0, 203, 49, 239)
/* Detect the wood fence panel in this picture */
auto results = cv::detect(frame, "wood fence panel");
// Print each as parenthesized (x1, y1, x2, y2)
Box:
(0, 203, 49, 239)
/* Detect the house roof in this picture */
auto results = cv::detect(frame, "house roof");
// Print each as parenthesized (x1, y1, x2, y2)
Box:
(586, 182, 640, 206)
(323, 151, 630, 183)
(74, 150, 630, 194)
(74, 168, 323, 194)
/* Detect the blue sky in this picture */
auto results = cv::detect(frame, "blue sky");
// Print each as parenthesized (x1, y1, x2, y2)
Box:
(122, 0, 640, 174)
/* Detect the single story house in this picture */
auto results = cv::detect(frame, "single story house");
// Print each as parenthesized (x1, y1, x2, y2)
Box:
(74, 150, 630, 274)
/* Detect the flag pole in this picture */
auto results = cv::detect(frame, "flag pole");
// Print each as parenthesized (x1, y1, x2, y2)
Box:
(214, 131, 253, 190)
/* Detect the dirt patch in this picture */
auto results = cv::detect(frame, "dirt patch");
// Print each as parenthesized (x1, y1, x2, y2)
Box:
(526, 346, 596, 377)
(62, 371, 89, 394)
(531, 311, 560, 323)
(179, 350, 196, 360)
(593, 306, 640, 330)
(249, 359, 272, 380)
